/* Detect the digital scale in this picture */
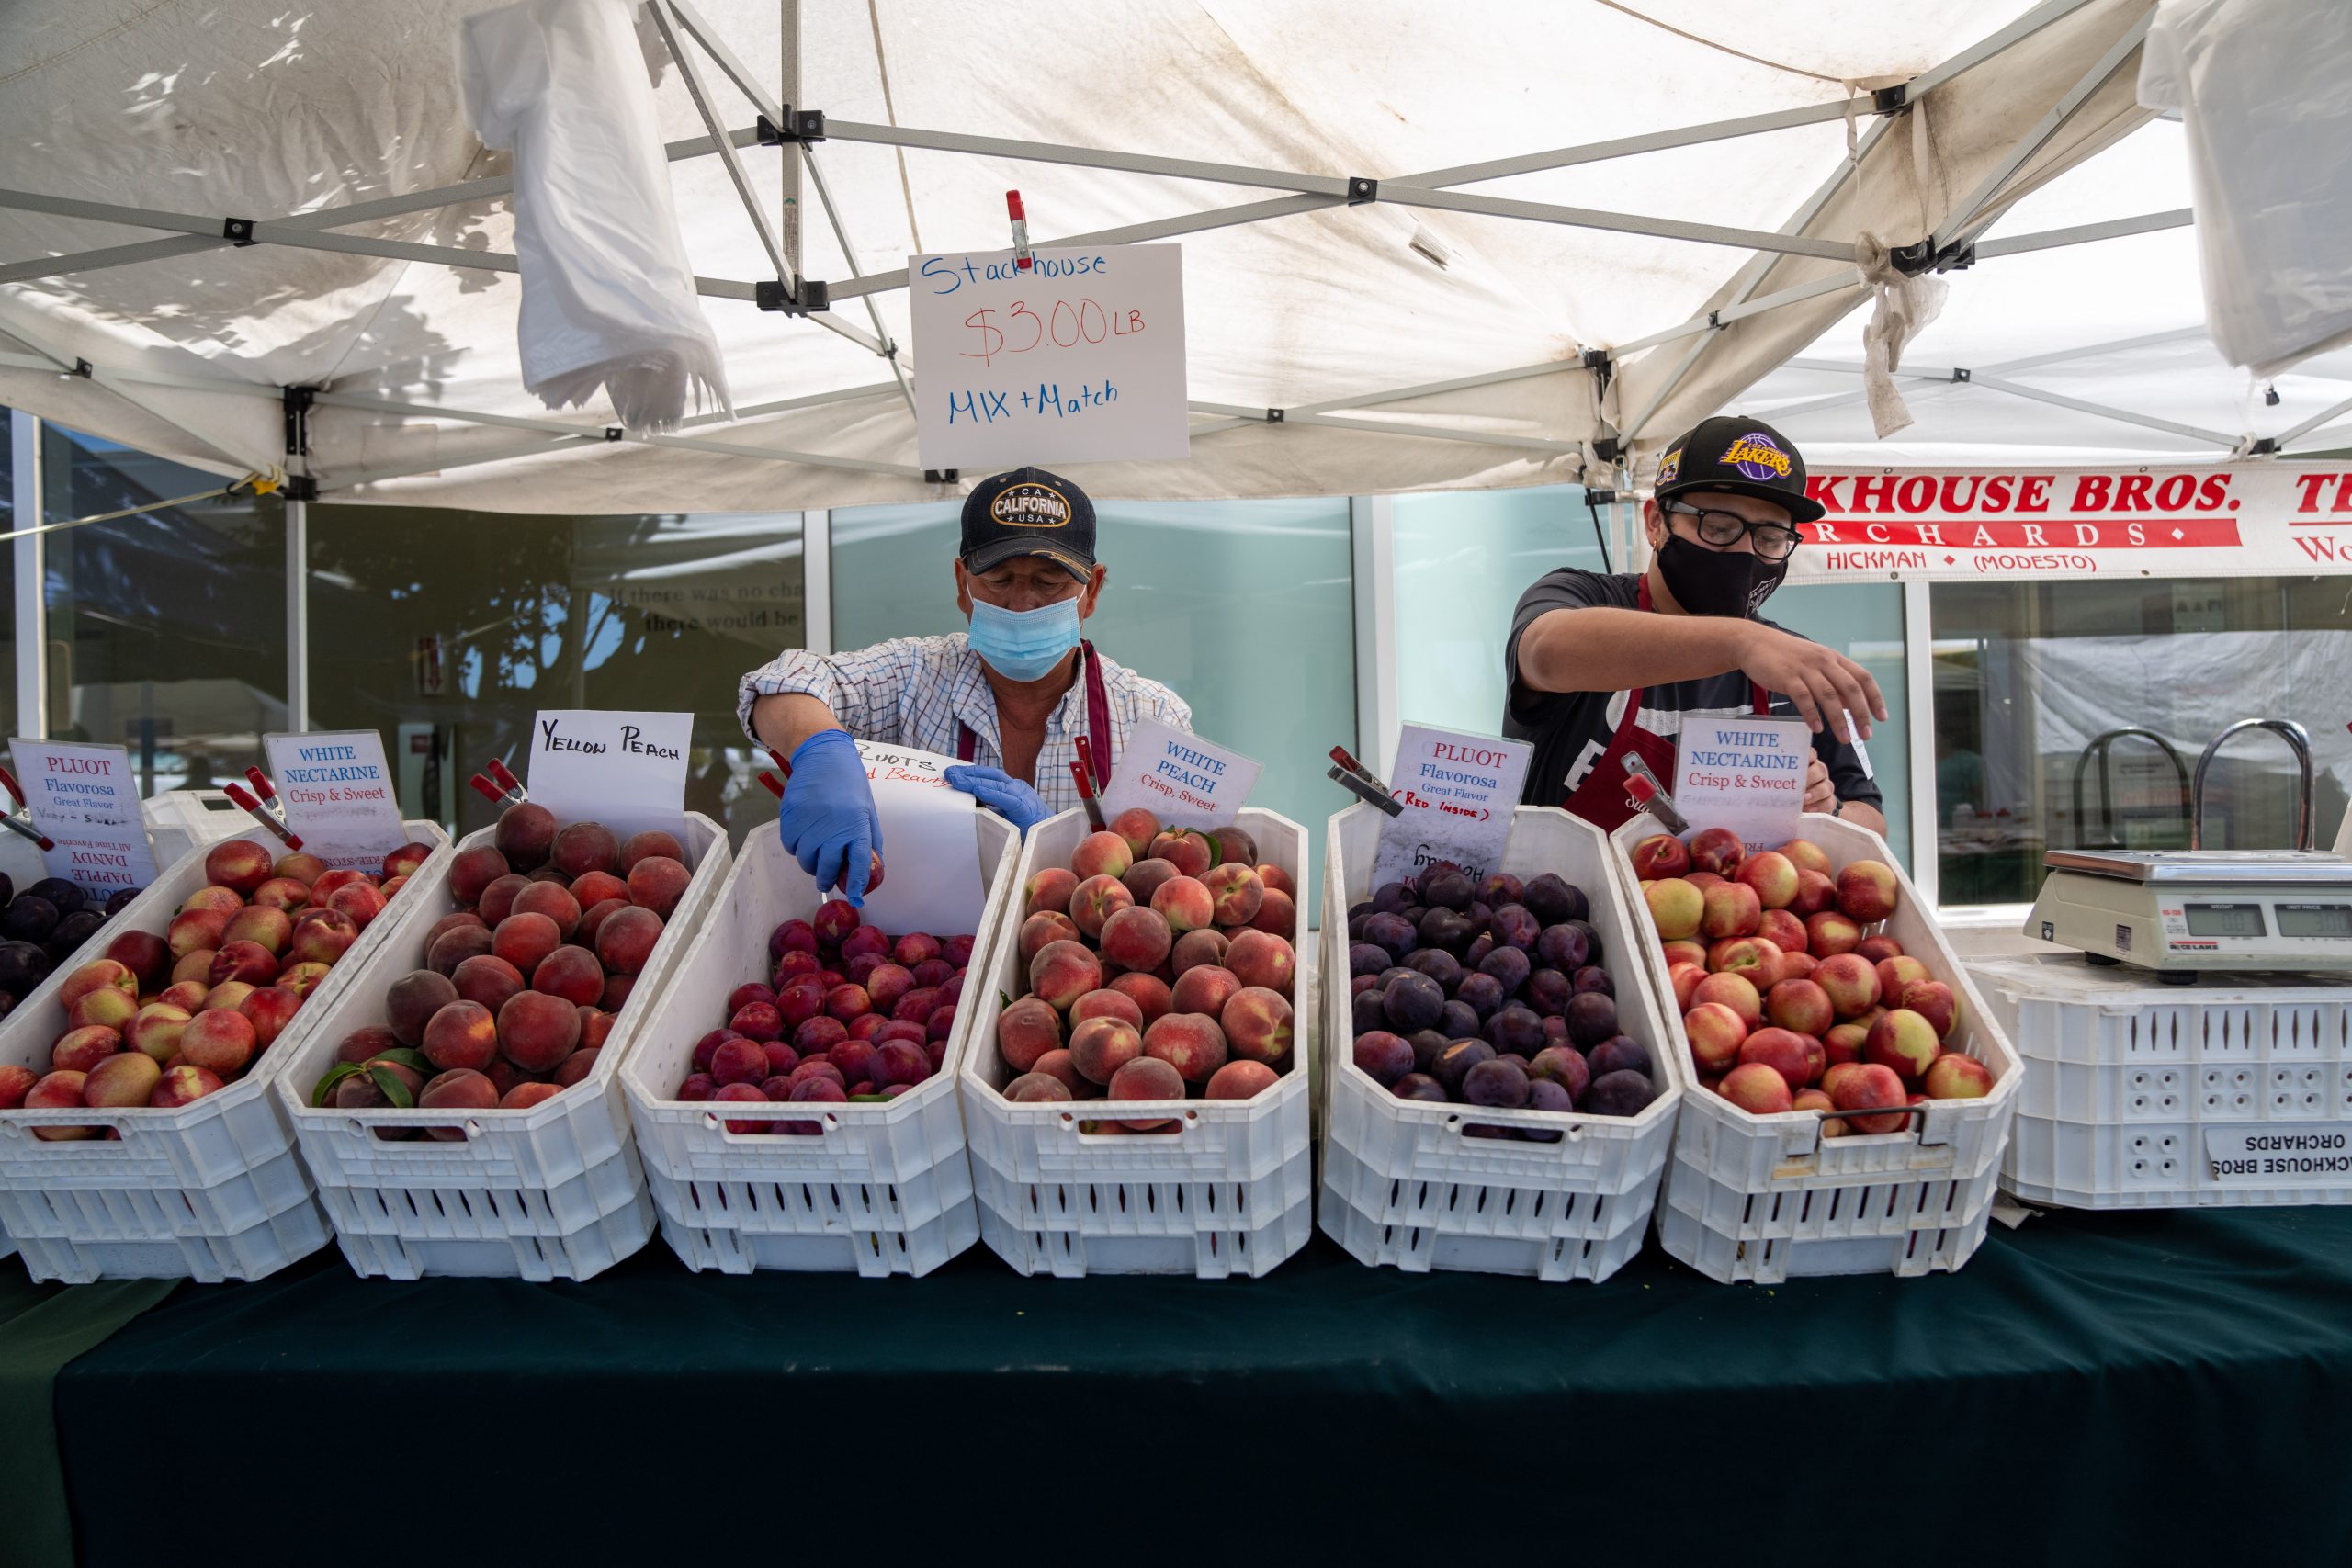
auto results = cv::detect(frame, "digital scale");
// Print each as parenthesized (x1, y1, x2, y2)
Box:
(2027, 849, 2352, 981)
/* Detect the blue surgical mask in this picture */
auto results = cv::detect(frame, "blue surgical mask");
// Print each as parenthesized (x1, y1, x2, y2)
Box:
(968, 596, 1080, 682)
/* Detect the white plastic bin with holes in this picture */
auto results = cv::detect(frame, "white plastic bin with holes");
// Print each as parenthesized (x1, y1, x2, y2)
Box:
(1609, 814, 2022, 1283)
(960, 807, 1313, 1278)
(142, 788, 252, 872)
(1317, 803, 1686, 1283)
(623, 807, 1019, 1277)
(275, 813, 729, 1280)
(1973, 953, 2352, 1208)
(0, 822, 449, 1282)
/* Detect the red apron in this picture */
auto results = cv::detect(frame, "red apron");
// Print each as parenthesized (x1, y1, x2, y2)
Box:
(1555, 580, 1770, 831)
(956, 640, 1113, 784)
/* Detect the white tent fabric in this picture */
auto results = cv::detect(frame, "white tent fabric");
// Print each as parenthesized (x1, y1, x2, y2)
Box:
(0, 0, 2170, 512)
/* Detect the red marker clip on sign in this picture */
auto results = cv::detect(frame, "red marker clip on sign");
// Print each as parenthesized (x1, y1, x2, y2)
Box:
(1007, 190, 1033, 271)
(223, 781, 303, 850)
(469, 757, 527, 808)
(0, 767, 53, 851)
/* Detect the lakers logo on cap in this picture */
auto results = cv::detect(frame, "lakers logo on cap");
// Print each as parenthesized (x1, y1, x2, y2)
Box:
(1720, 432, 1791, 482)
(1656, 448, 1682, 486)
(990, 481, 1073, 528)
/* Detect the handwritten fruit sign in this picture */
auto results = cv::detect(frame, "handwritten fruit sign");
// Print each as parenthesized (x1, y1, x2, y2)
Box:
(526, 710, 692, 843)
(1673, 716, 1809, 853)
(1097, 720, 1259, 829)
(263, 730, 410, 873)
(1372, 725, 1532, 889)
(910, 243, 1187, 468)
(8, 740, 158, 895)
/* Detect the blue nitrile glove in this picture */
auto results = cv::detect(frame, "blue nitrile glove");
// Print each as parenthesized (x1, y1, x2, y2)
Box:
(943, 764, 1050, 838)
(778, 728, 883, 906)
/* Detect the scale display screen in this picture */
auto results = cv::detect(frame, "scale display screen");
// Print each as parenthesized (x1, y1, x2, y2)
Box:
(2277, 904, 2352, 939)
(2184, 903, 2267, 938)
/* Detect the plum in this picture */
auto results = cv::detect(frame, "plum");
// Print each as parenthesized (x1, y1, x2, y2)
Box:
(1585, 1068, 1656, 1117)
(1489, 905, 1540, 952)
(1381, 971, 1445, 1034)
(1351, 989, 1389, 1037)
(1463, 1057, 1530, 1109)
(1350, 942, 1392, 978)
(1419, 865, 1474, 911)
(1454, 972, 1505, 1022)
(1432, 1038, 1494, 1095)
(1565, 992, 1619, 1049)
(1526, 1078, 1574, 1115)
(1361, 912, 1417, 961)
(1438, 999, 1480, 1040)
(1484, 1006, 1546, 1059)
(1463, 933, 1495, 970)
(1478, 946, 1532, 998)
(1371, 881, 1415, 915)
(1536, 923, 1589, 973)
(1572, 964, 1614, 998)
(1529, 1045, 1591, 1102)
(1408, 1030, 1451, 1074)
(1402, 948, 1462, 993)
(1588, 1035, 1653, 1081)
(1391, 1072, 1449, 1103)
(1523, 967, 1571, 1017)
(1351, 1031, 1414, 1087)
(1417, 908, 1473, 955)
(1478, 872, 1524, 908)
(1522, 873, 1587, 926)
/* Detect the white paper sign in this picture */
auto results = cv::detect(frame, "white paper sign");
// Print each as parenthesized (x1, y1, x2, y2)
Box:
(909, 243, 1188, 468)
(263, 731, 410, 873)
(2204, 1125, 2352, 1186)
(8, 739, 159, 895)
(853, 739, 961, 789)
(1372, 726, 1533, 890)
(1673, 715, 1811, 852)
(1096, 720, 1260, 829)
(853, 775, 990, 939)
(526, 710, 692, 842)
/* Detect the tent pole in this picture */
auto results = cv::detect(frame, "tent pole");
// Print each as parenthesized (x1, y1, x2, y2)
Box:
(1903, 579, 1939, 908)
(650, 4, 786, 280)
(797, 146, 918, 419)
(802, 508, 831, 656)
(1375, 188, 1852, 261)
(1349, 495, 1398, 780)
(1907, 0, 2109, 97)
(285, 494, 309, 730)
(9, 412, 46, 739)
(779, 0, 801, 283)
(2278, 394, 2352, 446)
(1966, 374, 2238, 446)
(1974, 208, 2190, 257)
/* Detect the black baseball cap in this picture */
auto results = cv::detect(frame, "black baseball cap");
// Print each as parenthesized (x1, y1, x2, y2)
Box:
(959, 467, 1097, 581)
(1654, 414, 1825, 524)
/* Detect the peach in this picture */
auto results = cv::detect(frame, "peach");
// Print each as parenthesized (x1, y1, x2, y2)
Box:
(1792, 1087, 1836, 1114)
(997, 997, 1065, 1073)
(1207, 1059, 1279, 1100)
(322, 880, 385, 931)
(1875, 955, 1931, 999)
(1028, 940, 1102, 1010)
(1108, 807, 1159, 859)
(424, 910, 489, 949)
(1644, 878, 1704, 941)
(1865, 1009, 1941, 1084)
(147, 1064, 221, 1109)
(209, 941, 281, 987)
(1737, 1028, 1813, 1094)
(311, 869, 372, 901)
(578, 897, 628, 943)
(1069, 874, 1134, 939)
(1690, 970, 1762, 1030)
(272, 852, 327, 886)
(1254, 863, 1297, 898)
(167, 908, 230, 961)
(1107, 971, 1173, 1026)
(569, 870, 628, 912)
(1899, 979, 1960, 1038)
(532, 945, 605, 1007)
(484, 911, 560, 979)
(1171, 964, 1241, 1018)
(1685, 871, 1725, 893)
(1024, 866, 1079, 916)
(1109, 1055, 1186, 1130)
(1005, 1072, 1073, 1103)
(1765, 977, 1835, 1037)
(1701, 880, 1762, 940)
(428, 925, 495, 976)
(1221, 987, 1293, 1066)
(554, 1047, 601, 1087)
(1169, 927, 1229, 976)
(336, 1025, 401, 1066)
(379, 842, 430, 880)
(1099, 905, 1173, 974)
(1630, 832, 1690, 879)
(1832, 1062, 1908, 1134)
(421, 998, 499, 1073)
(1069, 1016, 1144, 1085)
(1143, 1010, 1228, 1083)
(82, 1050, 162, 1109)
(181, 886, 245, 918)
(61, 958, 139, 1010)
(1689, 827, 1746, 876)
(124, 1003, 192, 1066)
(1018, 911, 1080, 965)
(157, 979, 209, 1013)
(602, 973, 639, 1011)
(1668, 961, 1706, 1010)
(205, 838, 276, 895)
(1805, 910, 1861, 956)
(452, 953, 526, 1012)
(1683, 1001, 1748, 1075)
(1661, 939, 1709, 970)
(1721, 1061, 1794, 1115)
(200, 981, 255, 1014)
(1210, 824, 1257, 867)
(1148, 829, 1215, 878)
(251, 876, 311, 913)
(1734, 851, 1800, 911)
(387, 969, 460, 1046)
(288, 908, 359, 967)
(498, 990, 581, 1073)
(1224, 929, 1295, 995)
(1149, 875, 1214, 934)
(478, 874, 531, 926)
(1854, 936, 1903, 965)
(67, 987, 138, 1035)
(1708, 937, 1781, 986)
(497, 1081, 561, 1111)
(1030, 1049, 1083, 1095)
(239, 986, 303, 1048)
(595, 906, 665, 976)
(512, 880, 582, 939)
(1779, 838, 1832, 876)
(221, 905, 293, 956)
(419, 1067, 498, 1137)
(26, 1071, 96, 1138)
(1790, 868, 1837, 917)
(450, 845, 512, 908)
(51, 1025, 123, 1075)
(626, 856, 692, 919)
(1823, 1020, 1871, 1067)
(1814, 953, 1881, 1018)
(1069, 830, 1134, 882)
(1758, 908, 1808, 955)
(1200, 863, 1264, 927)
(1923, 1052, 1994, 1100)
(178, 1009, 256, 1078)
(102, 931, 174, 991)
(551, 821, 621, 879)
(1249, 889, 1296, 937)
(1836, 860, 1899, 924)
(620, 829, 684, 870)
(1070, 988, 1145, 1030)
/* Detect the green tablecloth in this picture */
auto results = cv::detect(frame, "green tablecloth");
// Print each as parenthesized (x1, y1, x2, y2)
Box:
(29, 1208, 2352, 1564)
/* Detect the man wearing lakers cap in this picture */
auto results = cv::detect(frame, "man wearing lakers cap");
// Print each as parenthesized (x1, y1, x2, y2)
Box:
(740, 466, 1191, 903)
(1505, 415, 1888, 834)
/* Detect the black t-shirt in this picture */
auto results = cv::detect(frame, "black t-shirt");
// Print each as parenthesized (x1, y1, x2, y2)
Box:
(1501, 569, 1883, 812)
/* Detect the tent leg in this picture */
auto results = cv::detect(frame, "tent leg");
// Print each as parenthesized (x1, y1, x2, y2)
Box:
(286, 496, 309, 731)
(1349, 495, 1397, 779)
(10, 411, 45, 739)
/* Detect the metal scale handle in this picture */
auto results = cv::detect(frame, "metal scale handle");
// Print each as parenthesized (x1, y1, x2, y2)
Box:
(2067, 728, 2189, 850)
(2189, 718, 2314, 852)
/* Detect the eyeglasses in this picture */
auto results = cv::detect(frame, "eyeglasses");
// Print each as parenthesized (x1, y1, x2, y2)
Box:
(1663, 502, 1803, 561)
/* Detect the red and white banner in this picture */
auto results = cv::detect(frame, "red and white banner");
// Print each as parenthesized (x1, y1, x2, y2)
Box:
(1784, 463, 2352, 583)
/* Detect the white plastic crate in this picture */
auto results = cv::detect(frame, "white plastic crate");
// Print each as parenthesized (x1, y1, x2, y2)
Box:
(1608, 813, 2022, 1284)
(13, 1172, 333, 1284)
(959, 806, 1315, 1278)
(0, 820, 449, 1281)
(276, 812, 729, 1280)
(141, 788, 252, 871)
(1317, 803, 1687, 1283)
(1973, 953, 2352, 1208)
(622, 808, 1018, 1276)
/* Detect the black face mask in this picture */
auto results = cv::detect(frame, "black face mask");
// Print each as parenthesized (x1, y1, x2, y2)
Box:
(1656, 533, 1786, 618)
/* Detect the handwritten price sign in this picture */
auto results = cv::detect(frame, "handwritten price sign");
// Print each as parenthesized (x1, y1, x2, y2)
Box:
(1371, 726, 1532, 889)
(910, 244, 1188, 468)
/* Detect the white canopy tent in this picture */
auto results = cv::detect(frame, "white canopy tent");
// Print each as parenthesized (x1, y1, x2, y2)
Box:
(0, 0, 2196, 518)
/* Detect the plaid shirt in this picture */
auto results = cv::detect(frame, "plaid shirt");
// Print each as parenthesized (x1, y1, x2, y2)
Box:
(738, 635, 1193, 813)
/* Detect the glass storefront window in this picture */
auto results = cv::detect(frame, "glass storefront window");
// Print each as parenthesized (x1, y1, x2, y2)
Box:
(1929, 575, 2352, 905)
(1768, 582, 1913, 867)
(307, 508, 804, 847)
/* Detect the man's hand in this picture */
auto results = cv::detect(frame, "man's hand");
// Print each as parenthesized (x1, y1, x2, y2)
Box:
(1804, 756, 1838, 814)
(943, 765, 1050, 837)
(1735, 622, 1888, 736)
(776, 728, 885, 906)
